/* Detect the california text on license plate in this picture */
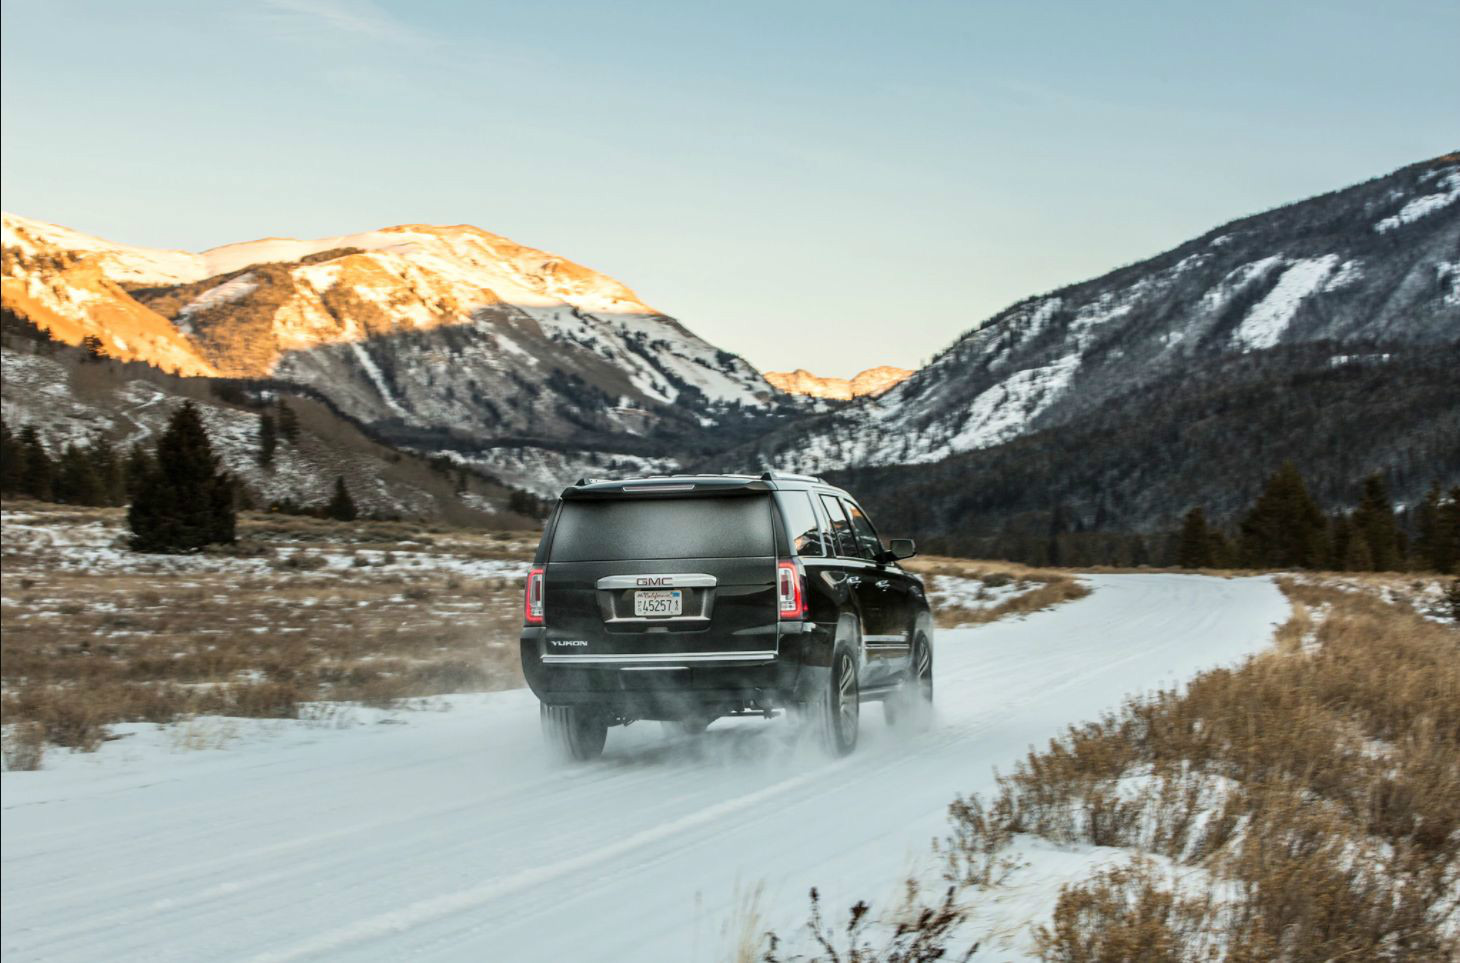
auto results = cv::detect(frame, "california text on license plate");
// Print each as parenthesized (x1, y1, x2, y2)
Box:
(634, 590, 682, 617)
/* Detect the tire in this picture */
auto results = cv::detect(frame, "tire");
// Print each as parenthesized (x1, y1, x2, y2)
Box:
(884, 634, 934, 733)
(540, 704, 608, 761)
(800, 647, 860, 756)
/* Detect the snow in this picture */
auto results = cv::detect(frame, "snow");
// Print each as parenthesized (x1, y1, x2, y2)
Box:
(1231, 255, 1339, 350)
(1199, 255, 1282, 314)
(1322, 258, 1363, 292)
(941, 354, 1080, 455)
(1, 574, 1290, 961)
(1374, 170, 1460, 233)
(177, 272, 260, 318)
(0, 509, 529, 582)
(1437, 261, 1460, 308)
(347, 343, 410, 418)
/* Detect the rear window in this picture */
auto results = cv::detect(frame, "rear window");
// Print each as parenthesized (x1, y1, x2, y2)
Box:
(776, 491, 827, 557)
(550, 495, 775, 562)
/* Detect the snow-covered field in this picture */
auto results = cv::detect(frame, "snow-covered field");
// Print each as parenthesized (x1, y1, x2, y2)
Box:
(1, 574, 1289, 962)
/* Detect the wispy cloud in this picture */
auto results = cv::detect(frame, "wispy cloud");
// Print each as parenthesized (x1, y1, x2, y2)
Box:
(255, 0, 435, 50)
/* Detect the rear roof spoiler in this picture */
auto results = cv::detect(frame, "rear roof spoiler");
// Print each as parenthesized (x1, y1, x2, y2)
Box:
(561, 475, 775, 500)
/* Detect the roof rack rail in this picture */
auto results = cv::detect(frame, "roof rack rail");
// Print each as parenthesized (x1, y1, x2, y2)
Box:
(574, 477, 603, 486)
(759, 470, 824, 483)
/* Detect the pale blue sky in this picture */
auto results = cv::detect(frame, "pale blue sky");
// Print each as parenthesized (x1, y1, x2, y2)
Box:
(2, 0, 1455, 375)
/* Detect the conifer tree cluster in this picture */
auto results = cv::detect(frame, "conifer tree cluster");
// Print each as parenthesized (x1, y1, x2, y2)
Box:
(1176, 463, 1460, 573)
(324, 475, 357, 522)
(0, 419, 142, 506)
(257, 412, 278, 467)
(128, 402, 236, 553)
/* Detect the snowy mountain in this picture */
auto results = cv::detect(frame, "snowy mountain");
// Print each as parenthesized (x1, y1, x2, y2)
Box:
(763, 366, 912, 401)
(2, 214, 796, 492)
(730, 154, 1460, 474)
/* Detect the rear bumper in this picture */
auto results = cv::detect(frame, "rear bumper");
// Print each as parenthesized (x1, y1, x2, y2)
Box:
(519, 623, 832, 720)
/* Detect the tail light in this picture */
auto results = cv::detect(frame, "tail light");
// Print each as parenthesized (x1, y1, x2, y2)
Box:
(777, 560, 805, 619)
(524, 567, 545, 625)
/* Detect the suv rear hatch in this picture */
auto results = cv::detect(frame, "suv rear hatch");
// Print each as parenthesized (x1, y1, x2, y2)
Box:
(541, 490, 779, 665)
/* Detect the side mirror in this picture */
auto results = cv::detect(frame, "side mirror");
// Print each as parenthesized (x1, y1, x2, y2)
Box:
(880, 538, 916, 562)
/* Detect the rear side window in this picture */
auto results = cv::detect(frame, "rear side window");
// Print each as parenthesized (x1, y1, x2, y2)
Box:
(776, 491, 827, 557)
(819, 494, 860, 559)
(845, 501, 884, 560)
(550, 496, 774, 561)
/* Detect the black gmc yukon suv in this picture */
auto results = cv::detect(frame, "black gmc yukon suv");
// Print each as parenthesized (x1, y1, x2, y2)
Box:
(519, 472, 934, 760)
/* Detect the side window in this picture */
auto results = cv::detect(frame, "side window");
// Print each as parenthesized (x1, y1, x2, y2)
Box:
(819, 494, 860, 559)
(777, 491, 826, 557)
(844, 501, 884, 561)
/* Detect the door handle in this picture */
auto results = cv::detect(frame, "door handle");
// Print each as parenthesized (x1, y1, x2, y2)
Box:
(875, 579, 891, 590)
(845, 576, 862, 587)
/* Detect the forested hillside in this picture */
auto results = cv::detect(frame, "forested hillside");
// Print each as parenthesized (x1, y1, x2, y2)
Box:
(829, 341, 1460, 566)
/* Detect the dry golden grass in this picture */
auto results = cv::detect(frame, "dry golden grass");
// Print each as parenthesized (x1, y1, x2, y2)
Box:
(2, 503, 534, 752)
(939, 578, 1460, 961)
(907, 556, 1091, 629)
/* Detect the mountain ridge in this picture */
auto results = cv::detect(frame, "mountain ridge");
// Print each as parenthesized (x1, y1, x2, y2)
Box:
(721, 152, 1460, 476)
(763, 365, 913, 400)
(3, 212, 804, 493)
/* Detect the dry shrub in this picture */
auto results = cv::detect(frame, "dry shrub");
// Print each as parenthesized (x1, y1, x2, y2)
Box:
(1035, 859, 1222, 963)
(2, 721, 47, 771)
(271, 550, 328, 571)
(209, 682, 305, 719)
(2, 504, 532, 752)
(940, 794, 1019, 887)
(910, 555, 1091, 629)
(935, 580, 1460, 960)
(3, 687, 118, 750)
(757, 884, 975, 963)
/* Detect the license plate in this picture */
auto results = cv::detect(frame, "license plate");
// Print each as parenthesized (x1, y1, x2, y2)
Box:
(633, 590, 683, 617)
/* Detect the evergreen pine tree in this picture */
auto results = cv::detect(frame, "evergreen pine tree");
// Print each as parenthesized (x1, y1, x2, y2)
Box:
(276, 400, 300, 443)
(0, 420, 21, 497)
(1436, 488, 1460, 575)
(1177, 507, 1213, 568)
(17, 426, 54, 501)
(1343, 532, 1374, 572)
(325, 475, 357, 522)
(1352, 473, 1400, 571)
(1327, 513, 1354, 571)
(86, 435, 126, 505)
(1239, 462, 1326, 568)
(1414, 483, 1444, 571)
(55, 443, 104, 505)
(124, 443, 154, 501)
(257, 412, 278, 467)
(1207, 528, 1235, 569)
(128, 402, 236, 553)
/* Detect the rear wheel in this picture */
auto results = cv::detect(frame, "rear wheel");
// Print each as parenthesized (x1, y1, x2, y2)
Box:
(540, 704, 608, 761)
(800, 647, 859, 756)
(885, 634, 933, 733)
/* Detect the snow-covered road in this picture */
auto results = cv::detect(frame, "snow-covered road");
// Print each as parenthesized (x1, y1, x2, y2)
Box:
(1, 574, 1289, 962)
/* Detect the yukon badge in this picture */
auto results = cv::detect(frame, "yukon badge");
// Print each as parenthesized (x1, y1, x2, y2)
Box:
(550, 640, 589, 647)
